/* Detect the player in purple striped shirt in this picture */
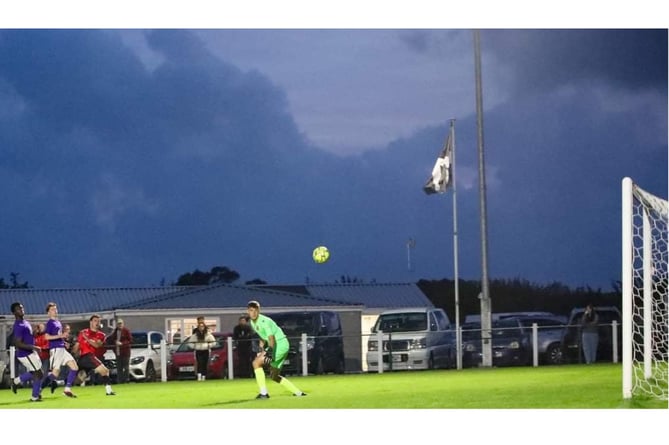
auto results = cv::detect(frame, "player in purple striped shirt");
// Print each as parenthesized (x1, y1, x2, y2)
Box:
(41, 302, 79, 398)
(10, 302, 45, 402)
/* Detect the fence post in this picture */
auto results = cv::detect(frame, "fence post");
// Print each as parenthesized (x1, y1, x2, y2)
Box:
(611, 320, 619, 364)
(301, 333, 308, 376)
(376, 330, 383, 374)
(228, 336, 234, 379)
(160, 339, 167, 382)
(10, 345, 15, 379)
(532, 323, 539, 367)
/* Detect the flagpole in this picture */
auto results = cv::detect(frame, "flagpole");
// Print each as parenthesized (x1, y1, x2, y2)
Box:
(473, 29, 493, 367)
(450, 119, 462, 370)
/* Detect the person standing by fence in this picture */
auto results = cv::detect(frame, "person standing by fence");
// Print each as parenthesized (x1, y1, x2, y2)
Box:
(233, 315, 253, 378)
(189, 317, 215, 381)
(581, 304, 599, 364)
(107, 318, 132, 383)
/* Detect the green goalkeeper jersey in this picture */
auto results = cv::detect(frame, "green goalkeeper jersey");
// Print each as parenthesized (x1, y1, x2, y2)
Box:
(250, 313, 287, 344)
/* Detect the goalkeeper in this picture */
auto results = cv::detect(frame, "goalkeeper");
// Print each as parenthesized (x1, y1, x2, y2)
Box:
(246, 300, 307, 399)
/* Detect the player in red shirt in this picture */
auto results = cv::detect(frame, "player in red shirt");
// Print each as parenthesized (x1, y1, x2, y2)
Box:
(77, 314, 116, 396)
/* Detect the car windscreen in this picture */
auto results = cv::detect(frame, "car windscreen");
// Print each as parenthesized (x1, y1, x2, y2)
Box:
(518, 318, 565, 329)
(374, 313, 427, 332)
(176, 336, 195, 352)
(492, 319, 522, 337)
(271, 314, 316, 336)
(461, 323, 481, 339)
(131, 332, 148, 348)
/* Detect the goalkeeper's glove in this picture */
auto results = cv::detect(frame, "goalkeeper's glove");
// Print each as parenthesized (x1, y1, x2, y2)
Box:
(263, 347, 274, 366)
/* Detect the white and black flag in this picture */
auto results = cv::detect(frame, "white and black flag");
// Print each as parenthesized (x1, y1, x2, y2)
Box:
(423, 131, 453, 194)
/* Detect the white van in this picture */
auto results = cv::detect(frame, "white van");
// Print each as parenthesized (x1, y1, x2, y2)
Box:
(366, 307, 455, 371)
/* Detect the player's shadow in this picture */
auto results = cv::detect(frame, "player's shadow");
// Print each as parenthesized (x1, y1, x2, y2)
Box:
(202, 398, 257, 407)
(0, 398, 48, 407)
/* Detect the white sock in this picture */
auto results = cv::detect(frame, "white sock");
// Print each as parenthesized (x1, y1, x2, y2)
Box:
(260, 387, 268, 395)
(106, 384, 112, 394)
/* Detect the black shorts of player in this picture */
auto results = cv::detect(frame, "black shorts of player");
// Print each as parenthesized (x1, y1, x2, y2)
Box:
(78, 353, 103, 372)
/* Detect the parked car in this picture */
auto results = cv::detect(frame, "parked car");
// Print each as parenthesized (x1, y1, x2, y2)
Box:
(461, 318, 532, 367)
(560, 306, 622, 364)
(366, 307, 455, 371)
(104, 330, 165, 382)
(269, 311, 345, 375)
(515, 316, 567, 365)
(464, 311, 564, 323)
(166, 332, 238, 380)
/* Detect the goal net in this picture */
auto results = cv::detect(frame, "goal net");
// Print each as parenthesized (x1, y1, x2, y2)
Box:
(622, 177, 668, 400)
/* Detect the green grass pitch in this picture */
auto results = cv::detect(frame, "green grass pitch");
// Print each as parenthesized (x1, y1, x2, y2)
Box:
(2, 363, 665, 409)
(2, 364, 665, 444)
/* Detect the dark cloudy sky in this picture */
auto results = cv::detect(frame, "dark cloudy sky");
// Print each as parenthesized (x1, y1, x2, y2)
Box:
(1, 27, 666, 290)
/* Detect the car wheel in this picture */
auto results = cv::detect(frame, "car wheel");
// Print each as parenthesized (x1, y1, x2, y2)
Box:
(427, 353, 435, 370)
(545, 344, 563, 365)
(145, 361, 156, 382)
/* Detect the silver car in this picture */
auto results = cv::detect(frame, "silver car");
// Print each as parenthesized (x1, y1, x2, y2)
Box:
(515, 316, 567, 365)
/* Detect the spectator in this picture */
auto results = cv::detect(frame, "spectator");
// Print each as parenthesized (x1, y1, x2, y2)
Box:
(107, 318, 132, 383)
(173, 329, 182, 345)
(63, 324, 76, 355)
(10, 302, 45, 402)
(33, 322, 50, 375)
(233, 315, 253, 378)
(77, 314, 116, 396)
(189, 316, 215, 381)
(581, 304, 599, 364)
(246, 300, 306, 399)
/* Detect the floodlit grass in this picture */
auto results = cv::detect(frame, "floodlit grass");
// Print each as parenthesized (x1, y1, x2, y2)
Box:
(1, 363, 666, 409)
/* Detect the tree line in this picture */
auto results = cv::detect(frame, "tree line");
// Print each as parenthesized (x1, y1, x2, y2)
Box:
(0, 272, 30, 289)
(417, 277, 621, 322)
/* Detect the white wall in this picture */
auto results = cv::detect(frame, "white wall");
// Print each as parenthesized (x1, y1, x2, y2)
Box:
(360, 314, 379, 372)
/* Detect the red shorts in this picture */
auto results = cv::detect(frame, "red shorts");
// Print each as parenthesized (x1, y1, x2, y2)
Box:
(78, 353, 103, 372)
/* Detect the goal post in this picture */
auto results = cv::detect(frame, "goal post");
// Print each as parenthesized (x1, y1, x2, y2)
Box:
(621, 177, 668, 400)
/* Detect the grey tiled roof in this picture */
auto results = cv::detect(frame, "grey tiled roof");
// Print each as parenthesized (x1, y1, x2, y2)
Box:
(261, 282, 433, 309)
(0, 287, 188, 316)
(305, 283, 433, 308)
(117, 282, 360, 310)
(1, 282, 431, 317)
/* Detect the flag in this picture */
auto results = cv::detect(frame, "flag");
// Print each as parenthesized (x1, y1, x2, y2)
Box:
(423, 131, 453, 194)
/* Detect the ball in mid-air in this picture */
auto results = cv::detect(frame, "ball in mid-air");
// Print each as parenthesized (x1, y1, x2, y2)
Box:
(312, 245, 330, 264)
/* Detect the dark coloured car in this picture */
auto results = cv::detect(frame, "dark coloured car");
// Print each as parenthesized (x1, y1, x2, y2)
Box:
(560, 306, 622, 364)
(461, 318, 532, 367)
(269, 311, 345, 375)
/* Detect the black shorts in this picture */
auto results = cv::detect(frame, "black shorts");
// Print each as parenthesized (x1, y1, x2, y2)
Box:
(78, 353, 103, 372)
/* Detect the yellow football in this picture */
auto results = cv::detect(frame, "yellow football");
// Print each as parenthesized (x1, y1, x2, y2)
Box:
(312, 246, 330, 264)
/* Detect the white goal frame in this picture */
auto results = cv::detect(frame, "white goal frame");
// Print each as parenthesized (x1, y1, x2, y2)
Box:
(621, 177, 668, 400)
